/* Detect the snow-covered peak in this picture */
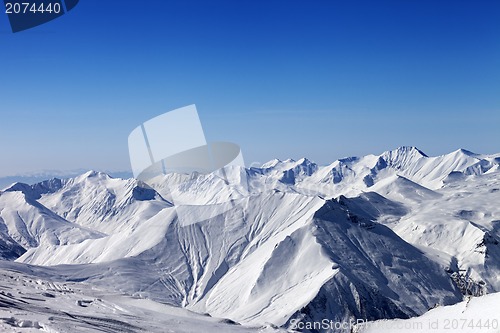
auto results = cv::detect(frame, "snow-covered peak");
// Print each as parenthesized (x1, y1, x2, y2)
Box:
(75, 170, 112, 182)
(3, 178, 64, 200)
(26, 171, 172, 234)
(255, 158, 319, 186)
(378, 146, 428, 168)
(260, 157, 315, 170)
(386, 145, 428, 157)
(0, 190, 105, 252)
(261, 158, 282, 169)
(3, 182, 37, 197)
(454, 148, 480, 157)
(296, 157, 313, 165)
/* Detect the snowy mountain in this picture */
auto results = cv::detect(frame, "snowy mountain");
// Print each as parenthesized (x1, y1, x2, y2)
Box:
(0, 188, 104, 259)
(0, 169, 133, 192)
(0, 146, 499, 332)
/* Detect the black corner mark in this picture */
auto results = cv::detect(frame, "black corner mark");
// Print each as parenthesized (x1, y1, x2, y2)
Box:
(4, 0, 79, 33)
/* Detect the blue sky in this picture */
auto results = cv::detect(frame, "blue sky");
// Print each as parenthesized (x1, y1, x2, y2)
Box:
(0, 0, 499, 176)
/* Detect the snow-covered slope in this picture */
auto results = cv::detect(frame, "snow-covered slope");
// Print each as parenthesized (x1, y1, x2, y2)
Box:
(36, 171, 172, 234)
(0, 189, 104, 258)
(201, 198, 461, 327)
(14, 191, 463, 329)
(393, 171, 500, 294)
(355, 292, 500, 333)
(0, 261, 282, 333)
(0, 146, 499, 332)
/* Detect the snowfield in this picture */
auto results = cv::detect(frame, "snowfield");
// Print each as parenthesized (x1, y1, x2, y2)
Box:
(0, 262, 284, 333)
(0, 147, 499, 332)
(355, 292, 500, 333)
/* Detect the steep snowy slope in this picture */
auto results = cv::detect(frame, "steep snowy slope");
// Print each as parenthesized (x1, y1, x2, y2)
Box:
(355, 292, 500, 333)
(0, 190, 104, 257)
(16, 191, 463, 330)
(0, 224, 25, 260)
(202, 199, 461, 327)
(26, 171, 171, 234)
(393, 171, 500, 294)
(256, 149, 500, 302)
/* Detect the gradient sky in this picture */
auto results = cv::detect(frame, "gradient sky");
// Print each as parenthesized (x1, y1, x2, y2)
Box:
(0, 0, 499, 177)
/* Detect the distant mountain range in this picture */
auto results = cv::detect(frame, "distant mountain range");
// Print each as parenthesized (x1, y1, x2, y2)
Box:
(0, 147, 499, 332)
(0, 170, 133, 190)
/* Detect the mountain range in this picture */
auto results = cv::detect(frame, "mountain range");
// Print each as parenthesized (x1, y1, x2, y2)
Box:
(0, 147, 499, 332)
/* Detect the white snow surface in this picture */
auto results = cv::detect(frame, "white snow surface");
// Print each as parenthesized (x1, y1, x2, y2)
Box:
(0, 146, 499, 332)
(355, 292, 500, 333)
(0, 262, 282, 333)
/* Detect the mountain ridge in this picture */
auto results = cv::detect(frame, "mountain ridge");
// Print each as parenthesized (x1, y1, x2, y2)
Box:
(0, 146, 499, 332)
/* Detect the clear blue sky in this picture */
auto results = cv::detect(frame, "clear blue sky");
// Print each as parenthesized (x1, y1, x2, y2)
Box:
(1, 0, 499, 176)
